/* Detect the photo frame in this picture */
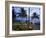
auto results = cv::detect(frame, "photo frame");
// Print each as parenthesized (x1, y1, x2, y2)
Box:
(5, 1, 45, 37)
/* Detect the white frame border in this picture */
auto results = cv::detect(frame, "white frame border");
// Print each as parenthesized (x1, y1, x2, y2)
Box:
(9, 4, 43, 35)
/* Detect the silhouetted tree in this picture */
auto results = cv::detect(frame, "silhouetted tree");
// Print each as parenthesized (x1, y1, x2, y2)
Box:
(31, 12, 40, 25)
(19, 8, 27, 17)
(17, 8, 27, 22)
(12, 7, 16, 22)
(31, 12, 39, 19)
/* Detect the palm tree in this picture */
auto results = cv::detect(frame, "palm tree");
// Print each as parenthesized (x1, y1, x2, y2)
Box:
(31, 12, 40, 25)
(18, 8, 27, 22)
(19, 8, 27, 17)
(31, 12, 39, 19)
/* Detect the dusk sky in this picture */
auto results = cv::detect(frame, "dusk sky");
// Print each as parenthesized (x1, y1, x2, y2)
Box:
(12, 7, 40, 23)
(13, 7, 40, 16)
